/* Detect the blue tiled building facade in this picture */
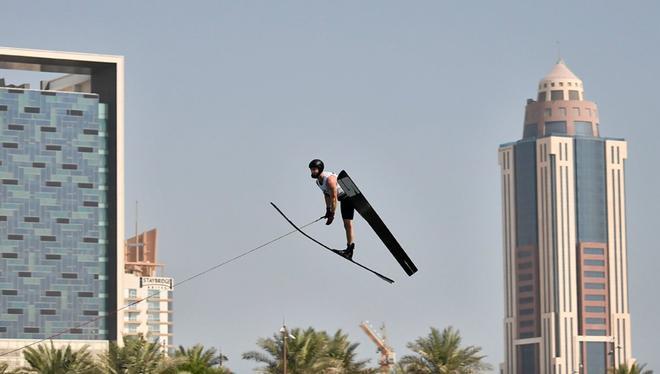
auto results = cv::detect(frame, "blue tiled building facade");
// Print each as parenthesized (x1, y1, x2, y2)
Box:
(0, 87, 110, 340)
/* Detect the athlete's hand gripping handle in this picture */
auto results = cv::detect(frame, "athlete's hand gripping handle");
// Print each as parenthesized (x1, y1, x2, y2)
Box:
(323, 207, 335, 225)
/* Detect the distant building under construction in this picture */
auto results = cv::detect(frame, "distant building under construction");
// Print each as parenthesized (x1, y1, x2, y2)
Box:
(123, 228, 174, 353)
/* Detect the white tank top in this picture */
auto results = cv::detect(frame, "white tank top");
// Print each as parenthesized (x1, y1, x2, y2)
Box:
(316, 171, 346, 199)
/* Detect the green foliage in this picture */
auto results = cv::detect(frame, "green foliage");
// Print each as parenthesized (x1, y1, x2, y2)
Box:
(610, 362, 653, 374)
(399, 326, 492, 374)
(325, 330, 375, 373)
(102, 336, 178, 374)
(243, 327, 374, 374)
(175, 344, 232, 374)
(18, 341, 99, 374)
(1, 325, 501, 374)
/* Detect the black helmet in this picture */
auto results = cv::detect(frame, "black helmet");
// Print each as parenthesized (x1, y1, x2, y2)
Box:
(309, 159, 324, 171)
(309, 159, 324, 178)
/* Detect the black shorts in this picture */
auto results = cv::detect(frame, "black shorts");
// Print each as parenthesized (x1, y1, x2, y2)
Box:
(340, 197, 355, 220)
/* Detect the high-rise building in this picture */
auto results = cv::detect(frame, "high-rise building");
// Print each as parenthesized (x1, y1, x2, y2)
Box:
(0, 47, 124, 367)
(498, 60, 634, 374)
(123, 228, 174, 353)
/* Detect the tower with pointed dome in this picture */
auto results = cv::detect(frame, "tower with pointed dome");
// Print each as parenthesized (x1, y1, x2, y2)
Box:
(498, 60, 634, 373)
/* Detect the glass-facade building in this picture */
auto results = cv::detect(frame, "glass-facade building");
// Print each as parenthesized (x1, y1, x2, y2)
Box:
(0, 88, 110, 340)
(499, 60, 634, 373)
(0, 48, 123, 370)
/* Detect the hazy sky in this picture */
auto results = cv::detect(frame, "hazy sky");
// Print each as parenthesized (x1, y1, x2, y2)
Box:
(2, 1, 659, 372)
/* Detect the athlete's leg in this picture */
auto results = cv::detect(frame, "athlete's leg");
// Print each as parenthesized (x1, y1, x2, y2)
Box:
(343, 219, 354, 245)
(340, 199, 356, 260)
(340, 199, 355, 245)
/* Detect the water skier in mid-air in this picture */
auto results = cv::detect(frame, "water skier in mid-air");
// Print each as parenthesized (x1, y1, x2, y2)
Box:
(308, 159, 355, 259)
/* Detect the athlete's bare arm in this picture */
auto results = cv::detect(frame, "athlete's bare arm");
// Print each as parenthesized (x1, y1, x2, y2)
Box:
(326, 175, 339, 213)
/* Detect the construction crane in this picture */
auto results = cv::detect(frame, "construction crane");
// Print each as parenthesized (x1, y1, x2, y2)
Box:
(359, 321, 395, 374)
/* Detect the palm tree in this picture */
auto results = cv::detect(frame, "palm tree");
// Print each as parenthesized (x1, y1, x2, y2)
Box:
(610, 363, 653, 374)
(175, 344, 232, 373)
(102, 336, 178, 374)
(18, 341, 99, 374)
(325, 330, 375, 373)
(243, 327, 372, 374)
(243, 327, 331, 373)
(400, 326, 492, 374)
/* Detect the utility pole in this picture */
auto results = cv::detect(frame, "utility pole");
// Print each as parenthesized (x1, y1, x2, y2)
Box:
(280, 325, 288, 374)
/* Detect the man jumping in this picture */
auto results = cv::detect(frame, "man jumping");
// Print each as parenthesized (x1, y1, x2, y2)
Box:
(309, 159, 355, 260)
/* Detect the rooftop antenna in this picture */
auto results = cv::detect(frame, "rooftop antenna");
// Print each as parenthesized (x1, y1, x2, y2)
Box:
(126, 201, 143, 274)
(135, 201, 140, 262)
(556, 41, 562, 63)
